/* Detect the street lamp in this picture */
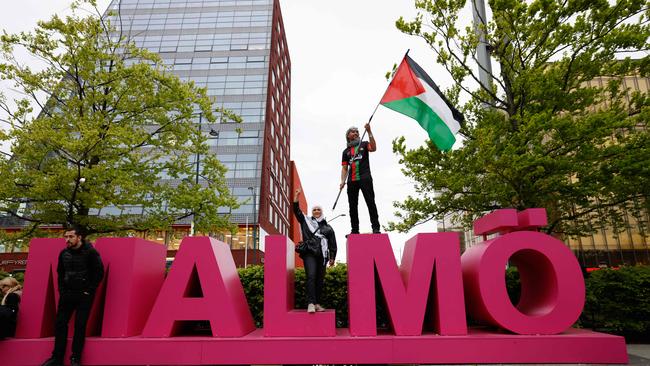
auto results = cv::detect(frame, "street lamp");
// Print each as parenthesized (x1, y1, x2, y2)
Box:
(244, 215, 249, 268)
(248, 186, 257, 262)
(328, 213, 346, 223)
(190, 113, 219, 236)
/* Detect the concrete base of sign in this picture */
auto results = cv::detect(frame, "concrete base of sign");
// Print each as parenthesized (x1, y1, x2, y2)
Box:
(0, 328, 627, 365)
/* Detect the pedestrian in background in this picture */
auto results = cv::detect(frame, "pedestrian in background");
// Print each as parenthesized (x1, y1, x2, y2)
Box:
(0, 276, 22, 338)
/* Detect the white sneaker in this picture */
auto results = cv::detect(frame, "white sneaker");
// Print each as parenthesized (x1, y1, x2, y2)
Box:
(307, 303, 316, 313)
(315, 304, 326, 312)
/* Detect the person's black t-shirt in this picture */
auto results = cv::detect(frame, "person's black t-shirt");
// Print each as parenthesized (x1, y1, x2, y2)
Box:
(341, 141, 373, 182)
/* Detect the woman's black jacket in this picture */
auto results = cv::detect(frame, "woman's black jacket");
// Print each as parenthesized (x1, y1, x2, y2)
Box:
(292, 202, 337, 261)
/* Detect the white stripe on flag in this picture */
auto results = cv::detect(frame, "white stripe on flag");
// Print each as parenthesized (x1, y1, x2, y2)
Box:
(414, 77, 461, 135)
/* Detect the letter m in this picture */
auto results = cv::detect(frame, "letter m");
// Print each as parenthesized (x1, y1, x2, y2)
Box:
(16, 237, 165, 338)
(347, 233, 467, 336)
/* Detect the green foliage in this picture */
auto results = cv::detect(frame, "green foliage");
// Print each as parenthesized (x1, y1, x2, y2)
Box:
(505, 266, 521, 305)
(0, 0, 241, 244)
(321, 264, 350, 327)
(0, 270, 23, 284)
(389, 0, 650, 238)
(238, 265, 265, 327)
(582, 265, 650, 340)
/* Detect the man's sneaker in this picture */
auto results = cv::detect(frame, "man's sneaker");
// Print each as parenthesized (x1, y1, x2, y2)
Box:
(345, 232, 360, 238)
(70, 357, 81, 366)
(41, 357, 62, 366)
(372, 229, 381, 234)
(307, 303, 316, 313)
(315, 304, 326, 312)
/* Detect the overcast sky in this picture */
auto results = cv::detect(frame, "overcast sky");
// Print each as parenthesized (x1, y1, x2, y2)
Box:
(0, 0, 468, 262)
(281, 0, 462, 262)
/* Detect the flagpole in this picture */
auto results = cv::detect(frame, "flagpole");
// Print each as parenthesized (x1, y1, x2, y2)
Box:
(332, 50, 410, 211)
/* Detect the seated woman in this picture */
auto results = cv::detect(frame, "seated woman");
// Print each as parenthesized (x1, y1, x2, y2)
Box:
(292, 188, 337, 313)
(0, 276, 22, 338)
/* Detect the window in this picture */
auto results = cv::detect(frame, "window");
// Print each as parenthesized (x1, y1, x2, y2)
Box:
(247, 56, 265, 62)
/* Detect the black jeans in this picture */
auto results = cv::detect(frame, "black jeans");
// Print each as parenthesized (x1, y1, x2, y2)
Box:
(347, 178, 380, 233)
(303, 253, 326, 305)
(52, 291, 95, 361)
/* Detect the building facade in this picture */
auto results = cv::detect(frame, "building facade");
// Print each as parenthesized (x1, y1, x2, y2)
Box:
(100, 0, 293, 255)
(564, 74, 650, 267)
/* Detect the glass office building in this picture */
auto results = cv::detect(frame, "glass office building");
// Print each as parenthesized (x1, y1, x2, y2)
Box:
(103, 0, 293, 252)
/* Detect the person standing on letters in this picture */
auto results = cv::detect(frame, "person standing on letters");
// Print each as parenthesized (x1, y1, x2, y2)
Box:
(293, 188, 337, 313)
(340, 123, 380, 234)
(41, 226, 104, 366)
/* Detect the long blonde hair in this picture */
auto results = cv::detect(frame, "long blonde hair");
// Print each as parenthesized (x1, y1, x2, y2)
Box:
(1, 277, 21, 306)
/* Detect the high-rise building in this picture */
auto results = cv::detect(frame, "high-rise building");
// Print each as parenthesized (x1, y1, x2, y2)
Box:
(101, 0, 294, 256)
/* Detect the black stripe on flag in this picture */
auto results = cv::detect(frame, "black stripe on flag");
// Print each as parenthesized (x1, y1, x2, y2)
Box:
(405, 55, 465, 125)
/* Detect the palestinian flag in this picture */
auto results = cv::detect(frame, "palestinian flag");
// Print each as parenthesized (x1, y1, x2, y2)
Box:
(380, 55, 464, 151)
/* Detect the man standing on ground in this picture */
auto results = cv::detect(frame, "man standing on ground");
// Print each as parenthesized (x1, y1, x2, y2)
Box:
(340, 123, 380, 235)
(42, 226, 104, 366)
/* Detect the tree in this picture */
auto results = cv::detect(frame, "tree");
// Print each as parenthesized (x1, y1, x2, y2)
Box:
(0, 0, 241, 243)
(388, 0, 650, 238)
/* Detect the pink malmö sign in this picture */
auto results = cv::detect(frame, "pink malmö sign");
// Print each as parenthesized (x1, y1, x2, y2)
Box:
(0, 209, 628, 365)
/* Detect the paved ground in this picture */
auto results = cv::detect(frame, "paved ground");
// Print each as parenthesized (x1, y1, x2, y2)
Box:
(285, 344, 650, 365)
(415, 344, 650, 365)
(626, 344, 650, 366)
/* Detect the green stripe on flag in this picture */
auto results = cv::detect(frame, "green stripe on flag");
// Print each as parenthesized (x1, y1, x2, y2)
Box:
(382, 96, 456, 151)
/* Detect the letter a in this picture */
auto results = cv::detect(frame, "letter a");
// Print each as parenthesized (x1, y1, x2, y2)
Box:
(142, 236, 255, 337)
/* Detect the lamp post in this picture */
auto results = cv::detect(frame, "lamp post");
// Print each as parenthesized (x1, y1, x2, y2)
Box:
(248, 186, 257, 263)
(190, 113, 219, 236)
(328, 213, 346, 223)
(244, 215, 249, 268)
(472, 0, 494, 110)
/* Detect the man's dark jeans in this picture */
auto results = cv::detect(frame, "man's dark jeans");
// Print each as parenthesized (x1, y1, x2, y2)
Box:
(52, 291, 95, 362)
(347, 178, 380, 233)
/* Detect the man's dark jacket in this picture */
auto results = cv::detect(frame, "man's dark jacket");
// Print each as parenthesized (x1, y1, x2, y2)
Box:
(57, 242, 104, 294)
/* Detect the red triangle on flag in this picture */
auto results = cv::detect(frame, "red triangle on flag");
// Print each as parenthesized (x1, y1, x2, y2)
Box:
(380, 57, 426, 104)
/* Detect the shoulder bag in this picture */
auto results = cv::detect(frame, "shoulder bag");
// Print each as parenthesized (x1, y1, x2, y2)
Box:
(296, 225, 321, 256)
